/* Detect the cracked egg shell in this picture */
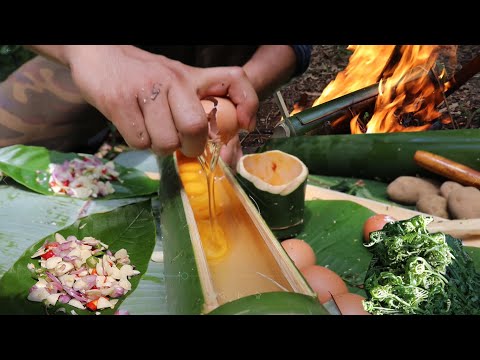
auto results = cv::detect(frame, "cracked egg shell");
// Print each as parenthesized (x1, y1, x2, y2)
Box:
(201, 97, 238, 144)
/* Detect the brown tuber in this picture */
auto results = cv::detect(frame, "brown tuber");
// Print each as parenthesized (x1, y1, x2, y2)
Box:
(387, 176, 440, 205)
(447, 186, 480, 219)
(440, 181, 464, 199)
(416, 194, 449, 219)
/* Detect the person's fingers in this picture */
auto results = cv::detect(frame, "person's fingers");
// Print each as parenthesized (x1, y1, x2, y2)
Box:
(138, 84, 180, 156)
(220, 135, 243, 169)
(167, 84, 209, 158)
(197, 67, 258, 132)
(108, 96, 151, 150)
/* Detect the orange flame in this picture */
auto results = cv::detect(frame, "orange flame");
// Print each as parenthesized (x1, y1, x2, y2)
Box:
(289, 94, 310, 116)
(313, 45, 396, 107)
(351, 45, 444, 134)
(295, 45, 451, 134)
(289, 101, 305, 116)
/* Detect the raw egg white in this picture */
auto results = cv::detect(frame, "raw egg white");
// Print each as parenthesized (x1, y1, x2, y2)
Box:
(300, 265, 348, 303)
(281, 238, 316, 270)
(363, 214, 396, 242)
(201, 97, 238, 144)
(332, 293, 371, 315)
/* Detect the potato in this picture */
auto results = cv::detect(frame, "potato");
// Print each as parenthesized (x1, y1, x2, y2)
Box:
(387, 176, 440, 205)
(447, 186, 480, 219)
(416, 194, 449, 219)
(440, 181, 464, 199)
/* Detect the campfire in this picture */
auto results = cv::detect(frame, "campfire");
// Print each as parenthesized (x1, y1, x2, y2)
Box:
(276, 45, 479, 137)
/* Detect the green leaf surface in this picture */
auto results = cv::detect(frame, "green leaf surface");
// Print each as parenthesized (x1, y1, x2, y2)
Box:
(119, 256, 167, 315)
(0, 145, 159, 199)
(0, 185, 149, 278)
(298, 200, 376, 296)
(209, 292, 329, 315)
(0, 200, 156, 315)
(465, 246, 480, 266)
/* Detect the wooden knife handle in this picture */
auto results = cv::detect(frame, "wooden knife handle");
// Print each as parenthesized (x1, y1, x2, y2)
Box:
(414, 150, 480, 189)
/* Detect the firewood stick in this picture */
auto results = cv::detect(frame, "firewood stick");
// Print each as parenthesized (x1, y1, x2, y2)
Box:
(377, 45, 403, 81)
(445, 54, 480, 97)
(414, 150, 480, 188)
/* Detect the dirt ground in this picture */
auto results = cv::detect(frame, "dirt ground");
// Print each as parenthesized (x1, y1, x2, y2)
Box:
(241, 45, 480, 152)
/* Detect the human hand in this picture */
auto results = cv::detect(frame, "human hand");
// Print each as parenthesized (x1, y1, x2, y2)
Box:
(64, 45, 258, 157)
(220, 134, 244, 169)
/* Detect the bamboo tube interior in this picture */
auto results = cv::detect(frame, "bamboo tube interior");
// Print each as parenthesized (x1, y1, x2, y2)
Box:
(176, 152, 302, 306)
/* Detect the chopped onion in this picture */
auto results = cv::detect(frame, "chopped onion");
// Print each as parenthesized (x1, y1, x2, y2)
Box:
(58, 241, 72, 251)
(71, 267, 86, 275)
(62, 256, 77, 262)
(64, 286, 87, 303)
(83, 275, 97, 289)
(45, 156, 120, 198)
(28, 233, 140, 313)
(46, 272, 64, 292)
(58, 294, 71, 303)
(110, 286, 125, 298)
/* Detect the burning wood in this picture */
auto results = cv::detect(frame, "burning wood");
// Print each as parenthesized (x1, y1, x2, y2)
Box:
(275, 45, 479, 137)
(352, 46, 445, 134)
(274, 67, 439, 138)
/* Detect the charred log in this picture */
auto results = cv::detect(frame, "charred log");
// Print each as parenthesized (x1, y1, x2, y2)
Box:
(444, 53, 480, 97)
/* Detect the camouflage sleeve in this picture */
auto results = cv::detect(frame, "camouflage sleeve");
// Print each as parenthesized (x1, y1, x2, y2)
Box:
(0, 56, 109, 152)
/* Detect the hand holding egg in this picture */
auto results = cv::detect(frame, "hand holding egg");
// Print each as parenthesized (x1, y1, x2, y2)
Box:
(201, 97, 239, 144)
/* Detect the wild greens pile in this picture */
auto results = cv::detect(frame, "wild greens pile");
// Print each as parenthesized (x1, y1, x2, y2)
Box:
(363, 215, 480, 315)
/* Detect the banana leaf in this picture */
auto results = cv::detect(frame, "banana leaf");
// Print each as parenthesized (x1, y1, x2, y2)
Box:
(209, 292, 329, 315)
(118, 253, 167, 314)
(0, 145, 159, 199)
(300, 200, 375, 296)
(0, 185, 149, 278)
(0, 200, 156, 315)
(261, 129, 480, 182)
(119, 198, 168, 314)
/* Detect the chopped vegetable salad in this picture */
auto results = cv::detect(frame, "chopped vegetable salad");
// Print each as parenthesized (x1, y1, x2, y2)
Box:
(28, 233, 139, 312)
